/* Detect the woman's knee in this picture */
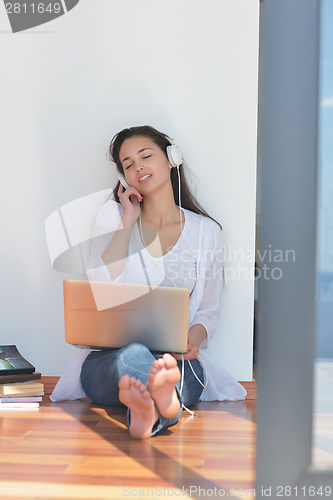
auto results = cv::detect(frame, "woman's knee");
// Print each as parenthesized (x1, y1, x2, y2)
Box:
(120, 342, 151, 360)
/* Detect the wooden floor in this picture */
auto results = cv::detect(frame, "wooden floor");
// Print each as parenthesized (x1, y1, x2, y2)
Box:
(312, 361, 333, 467)
(0, 378, 257, 500)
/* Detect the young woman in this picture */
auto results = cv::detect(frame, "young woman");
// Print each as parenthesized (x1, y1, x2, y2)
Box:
(50, 125, 247, 438)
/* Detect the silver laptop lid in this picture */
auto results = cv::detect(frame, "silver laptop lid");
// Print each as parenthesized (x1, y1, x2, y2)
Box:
(63, 280, 189, 353)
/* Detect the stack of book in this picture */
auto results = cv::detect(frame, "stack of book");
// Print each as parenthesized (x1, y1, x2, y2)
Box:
(0, 345, 44, 410)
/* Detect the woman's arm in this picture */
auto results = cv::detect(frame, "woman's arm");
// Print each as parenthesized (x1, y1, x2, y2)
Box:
(101, 215, 135, 281)
(171, 220, 224, 361)
(190, 222, 224, 349)
(87, 184, 142, 282)
(100, 183, 143, 280)
(86, 201, 126, 283)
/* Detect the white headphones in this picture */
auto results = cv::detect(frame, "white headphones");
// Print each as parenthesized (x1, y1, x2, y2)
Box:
(166, 142, 183, 169)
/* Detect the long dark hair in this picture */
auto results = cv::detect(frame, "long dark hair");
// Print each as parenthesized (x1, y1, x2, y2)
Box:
(108, 125, 222, 231)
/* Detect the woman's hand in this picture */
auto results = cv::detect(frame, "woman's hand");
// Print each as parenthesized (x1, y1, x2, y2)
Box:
(171, 324, 207, 361)
(171, 339, 200, 361)
(118, 182, 142, 226)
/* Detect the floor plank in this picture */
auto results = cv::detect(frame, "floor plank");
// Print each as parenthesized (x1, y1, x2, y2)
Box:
(0, 377, 257, 499)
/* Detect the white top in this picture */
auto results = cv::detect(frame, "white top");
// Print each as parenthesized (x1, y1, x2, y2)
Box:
(50, 200, 247, 402)
(92, 203, 199, 294)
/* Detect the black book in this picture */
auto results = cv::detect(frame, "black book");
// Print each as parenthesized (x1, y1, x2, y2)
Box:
(0, 345, 35, 375)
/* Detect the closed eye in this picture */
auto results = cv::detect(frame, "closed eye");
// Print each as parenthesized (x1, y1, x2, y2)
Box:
(125, 155, 151, 169)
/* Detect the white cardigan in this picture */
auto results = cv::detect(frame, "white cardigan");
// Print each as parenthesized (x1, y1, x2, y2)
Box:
(50, 201, 247, 402)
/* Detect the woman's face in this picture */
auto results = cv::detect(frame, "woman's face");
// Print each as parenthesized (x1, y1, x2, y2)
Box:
(119, 136, 172, 193)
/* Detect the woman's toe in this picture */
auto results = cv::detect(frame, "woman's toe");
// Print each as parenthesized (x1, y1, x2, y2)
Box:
(119, 374, 130, 390)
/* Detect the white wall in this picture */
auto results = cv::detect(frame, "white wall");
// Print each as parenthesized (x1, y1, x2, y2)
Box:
(0, 0, 259, 380)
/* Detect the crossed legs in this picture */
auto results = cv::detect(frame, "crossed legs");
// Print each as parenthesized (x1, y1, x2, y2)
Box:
(80, 343, 188, 439)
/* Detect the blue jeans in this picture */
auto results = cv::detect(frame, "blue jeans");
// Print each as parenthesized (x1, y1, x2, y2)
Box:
(80, 343, 204, 437)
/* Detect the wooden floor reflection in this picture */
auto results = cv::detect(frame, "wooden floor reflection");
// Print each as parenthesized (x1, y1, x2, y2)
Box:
(0, 378, 256, 500)
(312, 360, 333, 468)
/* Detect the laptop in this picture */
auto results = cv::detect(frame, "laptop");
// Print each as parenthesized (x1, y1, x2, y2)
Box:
(63, 280, 190, 353)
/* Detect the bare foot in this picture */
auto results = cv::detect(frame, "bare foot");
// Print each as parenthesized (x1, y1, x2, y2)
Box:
(118, 375, 158, 439)
(147, 353, 181, 419)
